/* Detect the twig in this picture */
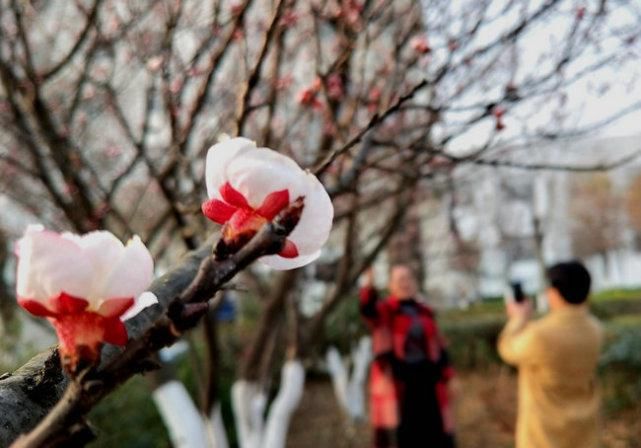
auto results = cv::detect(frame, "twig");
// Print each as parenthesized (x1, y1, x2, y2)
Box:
(41, 0, 103, 80)
(312, 79, 429, 176)
(234, 0, 287, 136)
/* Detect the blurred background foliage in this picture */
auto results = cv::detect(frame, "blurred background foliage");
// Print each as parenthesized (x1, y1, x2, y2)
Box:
(49, 287, 641, 447)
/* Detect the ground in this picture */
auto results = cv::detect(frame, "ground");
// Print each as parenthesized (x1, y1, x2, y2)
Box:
(287, 368, 641, 448)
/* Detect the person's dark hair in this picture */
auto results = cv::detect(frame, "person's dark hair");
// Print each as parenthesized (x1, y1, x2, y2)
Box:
(546, 260, 592, 305)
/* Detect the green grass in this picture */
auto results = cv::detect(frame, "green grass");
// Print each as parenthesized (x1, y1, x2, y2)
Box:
(440, 299, 505, 323)
(88, 375, 170, 448)
(592, 288, 641, 302)
(605, 314, 641, 330)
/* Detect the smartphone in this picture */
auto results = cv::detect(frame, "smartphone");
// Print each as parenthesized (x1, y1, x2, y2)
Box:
(510, 281, 526, 303)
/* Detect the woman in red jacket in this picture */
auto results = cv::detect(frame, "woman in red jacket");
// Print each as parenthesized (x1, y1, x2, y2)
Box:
(360, 265, 456, 448)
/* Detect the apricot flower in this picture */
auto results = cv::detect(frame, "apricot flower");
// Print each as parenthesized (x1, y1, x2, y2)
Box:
(16, 226, 155, 372)
(201, 137, 333, 270)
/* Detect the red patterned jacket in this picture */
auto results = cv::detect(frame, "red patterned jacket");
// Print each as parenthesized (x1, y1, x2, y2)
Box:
(359, 286, 455, 434)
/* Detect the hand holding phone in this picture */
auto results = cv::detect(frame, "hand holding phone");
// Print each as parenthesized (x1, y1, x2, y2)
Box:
(511, 282, 525, 303)
(504, 280, 532, 320)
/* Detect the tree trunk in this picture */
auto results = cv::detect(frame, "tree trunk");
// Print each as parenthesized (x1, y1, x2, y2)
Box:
(387, 204, 425, 285)
(152, 380, 209, 448)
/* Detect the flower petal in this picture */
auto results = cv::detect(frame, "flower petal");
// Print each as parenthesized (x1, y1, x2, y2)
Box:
(285, 172, 334, 255)
(220, 182, 250, 209)
(256, 189, 290, 220)
(17, 298, 56, 317)
(97, 297, 135, 318)
(98, 236, 154, 303)
(205, 137, 256, 198)
(64, 231, 124, 272)
(225, 148, 307, 208)
(54, 293, 90, 314)
(63, 231, 125, 305)
(260, 250, 322, 270)
(103, 318, 129, 346)
(121, 291, 159, 321)
(278, 239, 299, 258)
(16, 225, 94, 302)
(202, 198, 238, 224)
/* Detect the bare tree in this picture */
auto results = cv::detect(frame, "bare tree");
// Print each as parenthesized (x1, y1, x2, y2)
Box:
(0, 0, 640, 445)
(570, 173, 625, 261)
(625, 171, 641, 249)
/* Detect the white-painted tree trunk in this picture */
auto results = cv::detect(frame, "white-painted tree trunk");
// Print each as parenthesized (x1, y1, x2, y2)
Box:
(152, 381, 209, 448)
(326, 347, 350, 411)
(262, 360, 305, 448)
(232, 380, 267, 448)
(205, 404, 230, 448)
(326, 336, 372, 421)
(346, 336, 371, 420)
(232, 360, 306, 448)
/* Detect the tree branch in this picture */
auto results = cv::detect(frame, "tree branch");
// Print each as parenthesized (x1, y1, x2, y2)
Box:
(2, 201, 303, 447)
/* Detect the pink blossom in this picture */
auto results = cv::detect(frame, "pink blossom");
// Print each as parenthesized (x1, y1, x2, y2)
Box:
(368, 86, 382, 112)
(105, 145, 122, 158)
(323, 120, 338, 136)
(493, 105, 506, 131)
(15, 226, 155, 372)
(63, 182, 78, 195)
(201, 138, 333, 270)
(187, 66, 204, 77)
(339, 0, 363, 28)
(76, 82, 93, 99)
(232, 28, 244, 41)
(327, 73, 344, 100)
(147, 56, 163, 72)
(410, 36, 431, 54)
(170, 78, 184, 94)
(274, 75, 293, 90)
(297, 78, 324, 109)
(230, 3, 243, 15)
(280, 9, 298, 27)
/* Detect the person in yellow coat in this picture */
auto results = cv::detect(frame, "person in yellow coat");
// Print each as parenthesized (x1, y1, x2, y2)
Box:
(498, 261, 604, 448)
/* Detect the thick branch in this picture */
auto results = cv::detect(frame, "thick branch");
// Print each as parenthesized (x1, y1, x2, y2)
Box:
(2, 201, 303, 447)
(0, 244, 208, 447)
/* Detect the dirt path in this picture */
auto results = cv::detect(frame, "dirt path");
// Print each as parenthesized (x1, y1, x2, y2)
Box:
(288, 368, 640, 448)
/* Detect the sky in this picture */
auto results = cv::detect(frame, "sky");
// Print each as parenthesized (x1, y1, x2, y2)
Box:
(420, 0, 641, 157)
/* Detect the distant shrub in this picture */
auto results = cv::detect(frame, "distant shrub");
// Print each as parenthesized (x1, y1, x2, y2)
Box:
(600, 326, 641, 412)
(591, 298, 641, 319)
(592, 288, 641, 302)
(323, 296, 367, 353)
(441, 317, 505, 369)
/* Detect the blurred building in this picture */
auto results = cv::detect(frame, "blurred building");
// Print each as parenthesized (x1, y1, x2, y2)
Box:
(416, 134, 641, 307)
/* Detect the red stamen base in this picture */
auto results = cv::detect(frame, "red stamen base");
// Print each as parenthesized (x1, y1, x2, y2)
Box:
(19, 293, 133, 374)
(203, 182, 300, 259)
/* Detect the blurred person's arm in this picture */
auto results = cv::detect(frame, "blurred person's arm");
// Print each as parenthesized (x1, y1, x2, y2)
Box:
(497, 300, 539, 366)
(359, 268, 381, 325)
